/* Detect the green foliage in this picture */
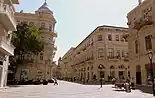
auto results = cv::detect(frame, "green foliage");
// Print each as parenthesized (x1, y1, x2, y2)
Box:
(12, 23, 44, 55)
(8, 23, 44, 78)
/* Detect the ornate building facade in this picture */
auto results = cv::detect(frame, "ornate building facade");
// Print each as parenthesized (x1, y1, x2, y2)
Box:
(127, 0, 155, 85)
(59, 25, 129, 83)
(14, 1, 57, 81)
(0, 0, 19, 87)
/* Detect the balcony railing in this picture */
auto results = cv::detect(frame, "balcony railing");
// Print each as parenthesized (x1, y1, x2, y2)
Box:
(39, 28, 57, 37)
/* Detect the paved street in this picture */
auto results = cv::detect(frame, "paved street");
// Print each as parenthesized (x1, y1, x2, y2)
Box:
(0, 81, 154, 98)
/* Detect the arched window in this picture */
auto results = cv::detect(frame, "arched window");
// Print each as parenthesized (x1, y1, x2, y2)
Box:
(110, 65, 115, 69)
(98, 64, 105, 69)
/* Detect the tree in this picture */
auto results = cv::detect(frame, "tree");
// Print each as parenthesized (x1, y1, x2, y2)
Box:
(8, 23, 44, 80)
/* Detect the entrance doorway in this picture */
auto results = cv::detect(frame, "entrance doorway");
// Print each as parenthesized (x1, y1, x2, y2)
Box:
(100, 71, 105, 78)
(136, 65, 142, 84)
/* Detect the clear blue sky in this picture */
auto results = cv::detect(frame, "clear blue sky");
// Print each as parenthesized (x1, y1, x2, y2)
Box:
(15, 0, 139, 61)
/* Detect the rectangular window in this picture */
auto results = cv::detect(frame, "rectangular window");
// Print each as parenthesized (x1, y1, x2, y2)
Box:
(135, 40, 138, 53)
(108, 34, 112, 41)
(41, 23, 45, 29)
(40, 53, 43, 60)
(49, 25, 53, 31)
(108, 48, 114, 58)
(116, 50, 120, 58)
(121, 35, 124, 42)
(145, 35, 152, 50)
(116, 35, 119, 41)
(97, 35, 103, 41)
(98, 48, 104, 57)
(124, 37, 128, 42)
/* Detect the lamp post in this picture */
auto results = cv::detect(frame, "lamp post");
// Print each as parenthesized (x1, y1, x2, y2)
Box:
(148, 51, 155, 96)
(98, 65, 104, 88)
(82, 68, 86, 84)
(125, 68, 128, 80)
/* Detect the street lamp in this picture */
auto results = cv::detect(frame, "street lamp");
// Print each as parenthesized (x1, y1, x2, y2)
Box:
(125, 68, 128, 80)
(147, 51, 155, 96)
(98, 64, 104, 88)
(82, 68, 86, 84)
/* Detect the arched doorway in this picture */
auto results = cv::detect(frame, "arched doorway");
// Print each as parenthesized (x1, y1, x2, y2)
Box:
(109, 65, 115, 80)
(136, 65, 142, 84)
(118, 65, 125, 80)
(98, 64, 105, 79)
(20, 70, 28, 81)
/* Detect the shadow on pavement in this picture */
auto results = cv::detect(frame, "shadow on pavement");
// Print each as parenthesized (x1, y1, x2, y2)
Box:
(113, 89, 125, 92)
(8, 85, 22, 88)
(136, 85, 153, 94)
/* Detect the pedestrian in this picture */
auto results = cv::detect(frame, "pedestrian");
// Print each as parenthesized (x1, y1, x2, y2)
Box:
(125, 79, 131, 92)
(130, 77, 135, 90)
(86, 78, 89, 84)
(112, 77, 116, 84)
(54, 78, 58, 85)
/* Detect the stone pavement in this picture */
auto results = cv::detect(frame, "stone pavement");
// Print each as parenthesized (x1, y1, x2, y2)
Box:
(0, 81, 154, 98)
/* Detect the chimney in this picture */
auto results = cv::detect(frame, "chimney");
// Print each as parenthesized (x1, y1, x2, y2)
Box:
(138, 0, 142, 5)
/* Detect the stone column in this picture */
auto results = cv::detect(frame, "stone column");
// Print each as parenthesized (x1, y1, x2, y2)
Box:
(0, 55, 9, 87)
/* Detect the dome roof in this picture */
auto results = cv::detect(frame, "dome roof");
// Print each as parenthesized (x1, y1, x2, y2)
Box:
(37, 2, 53, 14)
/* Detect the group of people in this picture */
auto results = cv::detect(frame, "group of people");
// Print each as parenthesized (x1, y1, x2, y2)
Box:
(112, 77, 135, 92)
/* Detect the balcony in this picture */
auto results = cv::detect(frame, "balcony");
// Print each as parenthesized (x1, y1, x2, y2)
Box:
(133, 16, 153, 30)
(0, 3, 16, 31)
(0, 37, 15, 56)
(39, 28, 57, 37)
(107, 56, 120, 61)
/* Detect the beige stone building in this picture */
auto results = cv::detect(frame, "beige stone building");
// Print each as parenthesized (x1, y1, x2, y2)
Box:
(14, 1, 57, 81)
(0, 0, 19, 87)
(57, 48, 75, 80)
(59, 25, 129, 83)
(127, 0, 155, 85)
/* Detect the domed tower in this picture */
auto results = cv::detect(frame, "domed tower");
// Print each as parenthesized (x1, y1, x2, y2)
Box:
(35, 1, 57, 63)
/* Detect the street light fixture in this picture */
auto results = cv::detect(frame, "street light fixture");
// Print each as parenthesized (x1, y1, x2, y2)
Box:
(147, 51, 155, 96)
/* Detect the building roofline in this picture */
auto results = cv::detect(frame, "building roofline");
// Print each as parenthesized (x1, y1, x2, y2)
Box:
(62, 47, 75, 59)
(127, 0, 149, 16)
(74, 25, 128, 50)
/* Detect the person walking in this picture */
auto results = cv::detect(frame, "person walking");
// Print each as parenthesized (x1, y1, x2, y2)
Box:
(130, 78, 135, 90)
(54, 78, 58, 85)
